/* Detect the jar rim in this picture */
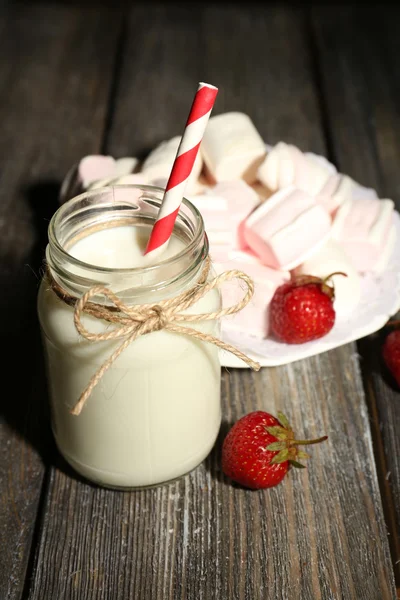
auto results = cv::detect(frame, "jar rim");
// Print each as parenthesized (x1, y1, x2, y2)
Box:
(48, 184, 206, 277)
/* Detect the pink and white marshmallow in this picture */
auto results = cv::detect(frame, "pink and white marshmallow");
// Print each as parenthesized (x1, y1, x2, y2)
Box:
(89, 172, 148, 190)
(201, 112, 266, 183)
(214, 255, 290, 338)
(60, 155, 141, 203)
(331, 197, 395, 273)
(257, 142, 336, 196)
(189, 180, 259, 252)
(293, 239, 361, 316)
(317, 174, 378, 215)
(243, 186, 331, 270)
(78, 155, 117, 188)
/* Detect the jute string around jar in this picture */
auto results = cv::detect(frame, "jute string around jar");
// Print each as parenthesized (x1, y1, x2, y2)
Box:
(47, 257, 261, 415)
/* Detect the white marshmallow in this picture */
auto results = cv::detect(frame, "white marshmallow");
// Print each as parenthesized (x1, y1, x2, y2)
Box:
(317, 174, 378, 216)
(206, 180, 259, 217)
(293, 239, 361, 316)
(258, 143, 336, 196)
(115, 157, 139, 176)
(258, 142, 298, 190)
(300, 152, 337, 195)
(331, 197, 395, 272)
(201, 112, 266, 183)
(78, 155, 116, 188)
(88, 173, 148, 190)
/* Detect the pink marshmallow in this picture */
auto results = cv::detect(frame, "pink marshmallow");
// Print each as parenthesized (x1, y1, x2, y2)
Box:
(78, 155, 116, 188)
(111, 173, 148, 185)
(206, 180, 259, 221)
(331, 197, 395, 272)
(257, 143, 336, 196)
(317, 174, 379, 216)
(115, 157, 138, 177)
(214, 260, 290, 338)
(190, 195, 234, 246)
(297, 152, 337, 196)
(316, 173, 342, 214)
(243, 187, 331, 270)
(352, 182, 378, 201)
(88, 172, 149, 190)
(189, 182, 259, 251)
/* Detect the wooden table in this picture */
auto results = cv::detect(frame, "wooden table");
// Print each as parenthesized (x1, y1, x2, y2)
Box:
(0, 2, 399, 598)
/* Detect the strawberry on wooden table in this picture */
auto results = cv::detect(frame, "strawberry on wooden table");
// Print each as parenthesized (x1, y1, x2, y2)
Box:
(269, 273, 346, 344)
(222, 411, 327, 490)
(382, 327, 400, 387)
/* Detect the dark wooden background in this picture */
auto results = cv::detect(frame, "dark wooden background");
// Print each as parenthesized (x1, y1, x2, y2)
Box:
(0, 2, 399, 599)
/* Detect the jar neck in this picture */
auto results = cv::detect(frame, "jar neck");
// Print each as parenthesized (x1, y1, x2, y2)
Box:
(46, 185, 208, 304)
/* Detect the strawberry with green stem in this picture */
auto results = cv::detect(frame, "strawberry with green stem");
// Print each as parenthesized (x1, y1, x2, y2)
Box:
(222, 410, 327, 489)
(270, 272, 347, 344)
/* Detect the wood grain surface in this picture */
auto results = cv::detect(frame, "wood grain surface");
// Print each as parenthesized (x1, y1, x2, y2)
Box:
(0, 3, 123, 599)
(312, 6, 400, 585)
(24, 4, 397, 599)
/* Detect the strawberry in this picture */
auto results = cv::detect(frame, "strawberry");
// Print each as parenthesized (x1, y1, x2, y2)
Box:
(269, 273, 345, 344)
(383, 329, 400, 387)
(222, 410, 327, 490)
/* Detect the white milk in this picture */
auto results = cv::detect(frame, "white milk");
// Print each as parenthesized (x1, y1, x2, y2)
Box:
(69, 225, 183, 269)
(38, 224, 221, 488)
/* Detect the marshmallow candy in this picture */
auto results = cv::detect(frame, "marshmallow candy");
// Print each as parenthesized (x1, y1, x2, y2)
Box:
(190, 180, 259, 253)
(141, 136, 203, 194)
(201, 112, 266, 184)
(214, 258, 290, 338)
(115, 157, 139, 177)
(60, 155, 139, 203)
(208, 181, 259, 250)
(331, 197, 395, 272)
(60, 156, 115, 204)
(190, 195, 234, 246)
(243, 187, 331, 270)
(89, 172, 148, 190)
(257, 142, 336, 196)
(78, 155, 117, 188)
(206, 180, 259, 218)
(293, 240, 361, 316)
(317, 174, 378, 216)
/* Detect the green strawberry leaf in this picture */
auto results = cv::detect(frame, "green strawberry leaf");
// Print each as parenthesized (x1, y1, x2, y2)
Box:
(289, 460, 306, 469)
(277, 412, 291, 430)
(297, 451, 310, 460)
(265, 426, 288, 437)
(266, 441, 286, 451)
(270, 449, 289, 464)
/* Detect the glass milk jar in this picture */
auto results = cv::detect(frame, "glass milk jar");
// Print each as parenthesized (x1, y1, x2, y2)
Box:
(38, 185, 222, 489)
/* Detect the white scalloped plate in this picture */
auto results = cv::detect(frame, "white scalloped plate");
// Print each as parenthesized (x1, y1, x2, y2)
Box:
(219, 211, 400, 368)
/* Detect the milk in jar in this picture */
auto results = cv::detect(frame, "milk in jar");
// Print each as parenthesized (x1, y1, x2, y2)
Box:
(38, 185, 222, 488)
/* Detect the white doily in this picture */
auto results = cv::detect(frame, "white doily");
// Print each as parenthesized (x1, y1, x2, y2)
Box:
(219, 211, 400, 368)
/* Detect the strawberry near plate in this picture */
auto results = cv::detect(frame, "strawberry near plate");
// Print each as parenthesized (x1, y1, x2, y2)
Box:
(219, 211, 400, 368)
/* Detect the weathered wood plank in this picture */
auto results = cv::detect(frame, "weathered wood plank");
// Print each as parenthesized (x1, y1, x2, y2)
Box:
(0, 3, 122, 599)
(28, 4, 397, 599)
(312, 6, 400, 584)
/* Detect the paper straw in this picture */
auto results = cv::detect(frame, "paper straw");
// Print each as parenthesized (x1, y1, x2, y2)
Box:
(145, 82, 218, 256)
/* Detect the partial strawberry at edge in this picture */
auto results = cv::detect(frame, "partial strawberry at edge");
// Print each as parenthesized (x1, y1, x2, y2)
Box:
(382, 329, 400, 387)
(221, 410, 328, 490)
(269, 272, 346, 345)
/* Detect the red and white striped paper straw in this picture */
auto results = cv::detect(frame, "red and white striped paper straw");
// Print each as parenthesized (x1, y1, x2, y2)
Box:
(145, 82, 218, 256)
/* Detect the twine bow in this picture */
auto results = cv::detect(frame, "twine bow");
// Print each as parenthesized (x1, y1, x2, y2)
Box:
(48, 258, 260, 415)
